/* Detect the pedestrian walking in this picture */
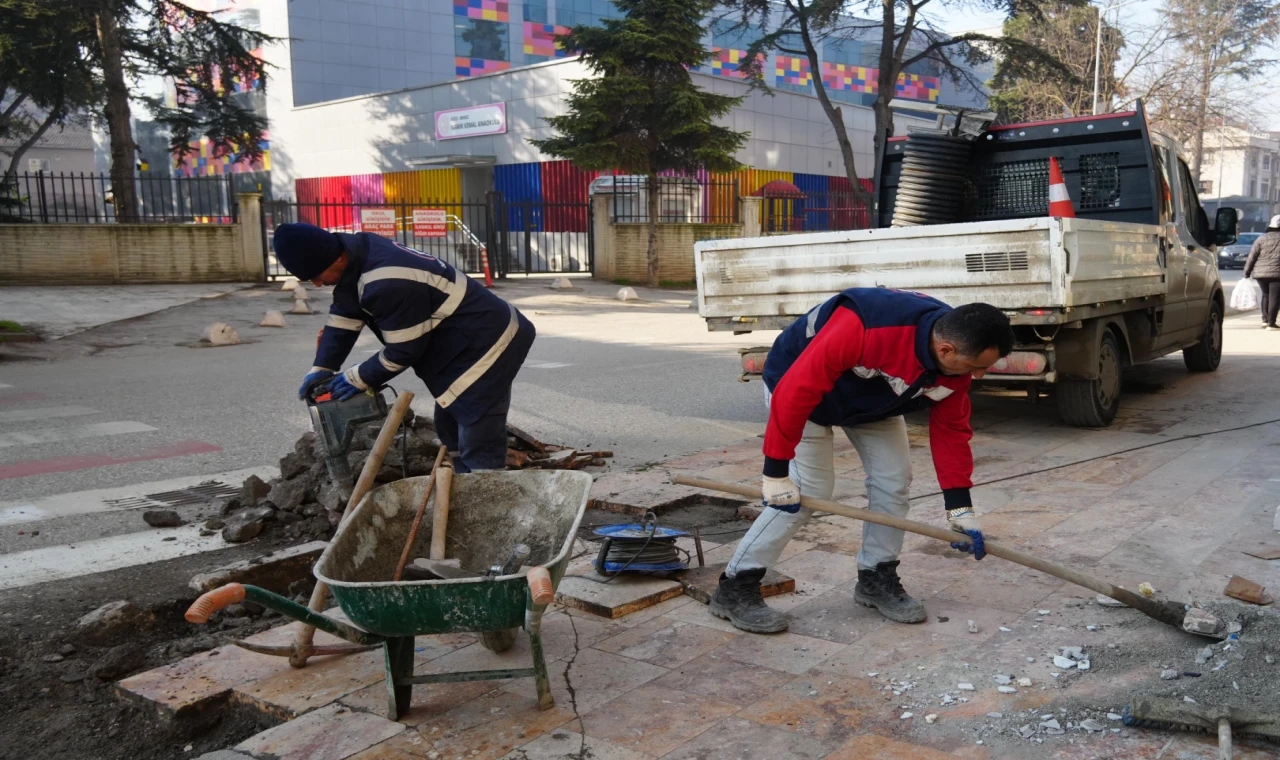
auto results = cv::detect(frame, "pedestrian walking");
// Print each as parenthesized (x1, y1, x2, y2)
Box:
(274, 223, 535, 472)
(1244, 215, 1280, 330)
(709, 288, 1014, 633)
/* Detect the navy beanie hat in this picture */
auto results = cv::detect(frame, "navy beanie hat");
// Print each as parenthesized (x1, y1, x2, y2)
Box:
(273, 223, 344, 280)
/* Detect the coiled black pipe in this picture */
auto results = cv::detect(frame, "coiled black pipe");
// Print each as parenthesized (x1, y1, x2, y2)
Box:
(891, 133, 972, 227)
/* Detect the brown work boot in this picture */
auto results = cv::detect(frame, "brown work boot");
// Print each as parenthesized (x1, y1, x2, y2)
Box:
(854, 560, 926, 623)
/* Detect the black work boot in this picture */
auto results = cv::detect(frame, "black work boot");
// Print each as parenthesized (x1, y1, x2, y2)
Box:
(709, 568, 789, 633)
(854, 560, 926, 623)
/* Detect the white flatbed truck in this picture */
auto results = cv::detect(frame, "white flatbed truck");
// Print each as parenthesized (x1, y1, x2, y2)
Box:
(695, 108, 1239, 426)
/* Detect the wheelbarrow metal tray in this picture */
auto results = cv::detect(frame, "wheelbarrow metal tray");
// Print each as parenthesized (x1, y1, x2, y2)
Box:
(314, 470, 591, 638)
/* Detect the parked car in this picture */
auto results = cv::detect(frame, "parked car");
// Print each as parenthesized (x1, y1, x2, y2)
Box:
(1219, 232, 1259, 269)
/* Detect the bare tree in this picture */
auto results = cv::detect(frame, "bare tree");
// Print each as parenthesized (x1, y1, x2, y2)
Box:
(725, 0, 1074, 210)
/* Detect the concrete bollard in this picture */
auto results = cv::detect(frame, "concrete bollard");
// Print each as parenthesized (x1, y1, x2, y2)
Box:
(688, 297, 698, 309)
(616, 287, 640, 301)
(290, 300, 312, 315)
(280, 278, 299, 291)
(259, 310, 287, 328)
(292, 284, 310, 301)
(200, 322, 241, 346)
(549, 277, 576, 290)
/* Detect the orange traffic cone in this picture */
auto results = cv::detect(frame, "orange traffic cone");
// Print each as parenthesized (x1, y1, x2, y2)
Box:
(1048, 157, 1076, 218)
(479, 245, 494, 288)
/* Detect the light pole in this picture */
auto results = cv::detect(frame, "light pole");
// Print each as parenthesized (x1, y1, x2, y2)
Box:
(1092, 0, 1145, 115)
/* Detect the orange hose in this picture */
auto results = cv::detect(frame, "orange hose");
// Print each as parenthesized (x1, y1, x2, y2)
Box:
(185, 583, 246, 623)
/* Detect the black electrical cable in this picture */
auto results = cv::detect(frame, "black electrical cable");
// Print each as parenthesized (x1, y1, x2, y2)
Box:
(567, 512, 691, 584)
(685, 416, 1280, 537)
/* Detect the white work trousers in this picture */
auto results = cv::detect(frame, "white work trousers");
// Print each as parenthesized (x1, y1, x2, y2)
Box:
(726, 415, 913, 577)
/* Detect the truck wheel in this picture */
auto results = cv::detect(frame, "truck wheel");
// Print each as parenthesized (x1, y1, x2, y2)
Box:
(1056, 331, 1122, 427)
(1183, 302, 1223, 372)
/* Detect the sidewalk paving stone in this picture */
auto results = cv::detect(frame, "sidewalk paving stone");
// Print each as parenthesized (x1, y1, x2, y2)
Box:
(576, 683, 740, 756)
(501, 646, 670, 712)
(661, 716, 841, 759)
(235, 703, 404, 760)
(709, 629, 848, 675)
(498, 730, 652, 760)
(648, 648, 797, 706)
(593, 616, 740, 667)
(397, 690, 576, 760)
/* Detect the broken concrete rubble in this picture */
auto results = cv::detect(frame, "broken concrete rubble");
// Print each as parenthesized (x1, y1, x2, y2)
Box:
(76, 601, 155, 645)
(142, 510, 182, 528)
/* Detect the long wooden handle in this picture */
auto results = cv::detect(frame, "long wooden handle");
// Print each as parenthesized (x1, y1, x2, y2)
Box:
(672, 476, 1184, 629)
(429, 462, 455, 560)
(290, 391, 415, 667)
(393, 446, 448, 581)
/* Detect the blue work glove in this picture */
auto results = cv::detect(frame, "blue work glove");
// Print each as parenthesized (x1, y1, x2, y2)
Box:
(947, 508, 986, 560)
(762, 475, 802, 514)
(324, 372, 364, 401)
(298, 369, 334, 400)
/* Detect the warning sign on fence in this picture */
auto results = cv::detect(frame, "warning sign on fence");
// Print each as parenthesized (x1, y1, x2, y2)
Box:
(413, 208, 448, 238)
(360, 208, 397, 238)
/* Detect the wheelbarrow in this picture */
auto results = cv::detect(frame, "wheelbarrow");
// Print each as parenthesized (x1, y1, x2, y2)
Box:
(186, 469, 591, 719)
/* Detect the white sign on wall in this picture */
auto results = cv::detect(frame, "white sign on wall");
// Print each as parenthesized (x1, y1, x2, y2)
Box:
(435, 103, 507, 141)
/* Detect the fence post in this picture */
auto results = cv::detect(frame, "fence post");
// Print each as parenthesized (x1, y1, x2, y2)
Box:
(523, 201, 532, 275)
(36, 171, 48, 223)
(237, 192, 267, 282)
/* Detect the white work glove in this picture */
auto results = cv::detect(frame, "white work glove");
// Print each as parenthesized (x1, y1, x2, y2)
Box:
(947, 507, 986, 560)
(762, 475, 801, 513)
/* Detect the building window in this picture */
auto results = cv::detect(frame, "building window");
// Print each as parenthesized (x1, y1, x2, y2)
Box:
(1250, 178, 1257, 197)
(1264, 180, 1271, 200)
(455, 18, 510, 67)
(27, 158, 51, 173)
(1265, 154, 1273, 171)
(1199, 179, 1213, 194)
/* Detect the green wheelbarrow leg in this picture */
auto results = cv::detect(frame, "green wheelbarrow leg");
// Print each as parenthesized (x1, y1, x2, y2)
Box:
(383, 636, 415, 720)
(525, 596, 554, 711)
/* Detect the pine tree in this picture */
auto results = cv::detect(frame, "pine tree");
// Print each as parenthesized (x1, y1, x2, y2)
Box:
(530, 0, 748, 288)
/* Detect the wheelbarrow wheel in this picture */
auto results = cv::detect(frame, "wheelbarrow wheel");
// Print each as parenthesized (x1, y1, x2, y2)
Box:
(480, 627, 518, 653)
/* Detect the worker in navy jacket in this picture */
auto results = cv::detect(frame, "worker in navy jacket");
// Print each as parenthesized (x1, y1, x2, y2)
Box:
(710, 288, 1013, 633)
(273, 223, 535, 473)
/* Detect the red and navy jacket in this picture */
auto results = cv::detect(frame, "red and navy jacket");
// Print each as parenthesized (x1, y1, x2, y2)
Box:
(762, 288, 975, 509)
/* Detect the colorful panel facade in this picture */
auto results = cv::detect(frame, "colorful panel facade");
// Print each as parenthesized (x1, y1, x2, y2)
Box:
(523, 22, 572, 58)
(821, 62, 876, 94)
(895, 73, 940, 102)
(820, 62, 939, 102)
(709, 48, 760, 79)
(172, 135, 271, 177)
(455, 57, 511, 77)
(774, 55, 811, 87)
(454, 0, 510, 22)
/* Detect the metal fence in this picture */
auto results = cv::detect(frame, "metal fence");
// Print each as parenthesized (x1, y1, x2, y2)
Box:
(762, 190, 871, 233)
(599, 176, 742, 225)
(263, 193, 594, 281)
(1, 172, 239, 224)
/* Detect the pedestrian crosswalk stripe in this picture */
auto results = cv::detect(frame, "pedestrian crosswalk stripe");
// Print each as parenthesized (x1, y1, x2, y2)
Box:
(0, 421, 157, 448)
(0, 406, 98, 424)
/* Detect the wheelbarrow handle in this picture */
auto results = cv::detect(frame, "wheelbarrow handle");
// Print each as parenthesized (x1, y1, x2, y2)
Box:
(527, 566, 554, 607)
(187, 583, 246, 623)
(185, 583, 385, 647)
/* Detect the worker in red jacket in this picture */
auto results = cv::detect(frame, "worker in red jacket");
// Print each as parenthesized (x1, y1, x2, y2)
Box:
(710, 288, 1014, 633)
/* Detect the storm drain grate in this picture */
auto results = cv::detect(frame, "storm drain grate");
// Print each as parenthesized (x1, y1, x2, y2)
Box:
(104, 480, 239, 511)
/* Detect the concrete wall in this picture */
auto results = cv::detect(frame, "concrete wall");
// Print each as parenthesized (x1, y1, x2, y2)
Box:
(592, 196, 741, 282)
(0, 195, 266, 285)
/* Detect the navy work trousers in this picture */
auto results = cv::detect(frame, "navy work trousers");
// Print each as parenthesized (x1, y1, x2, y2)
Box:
(432, 389, 510, 473)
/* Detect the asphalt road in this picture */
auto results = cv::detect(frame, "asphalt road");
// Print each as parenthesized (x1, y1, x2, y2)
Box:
(0, 278, 768, 509)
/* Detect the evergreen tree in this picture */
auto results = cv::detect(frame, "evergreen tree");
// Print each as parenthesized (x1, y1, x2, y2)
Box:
(530, 0, 748, 287)
(1, 1, 275, 220)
